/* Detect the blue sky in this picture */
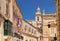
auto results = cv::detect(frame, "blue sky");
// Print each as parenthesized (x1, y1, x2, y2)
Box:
(16, 0, 56, 20)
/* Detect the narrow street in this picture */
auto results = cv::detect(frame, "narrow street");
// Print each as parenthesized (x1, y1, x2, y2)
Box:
(0, 0, 59, 41)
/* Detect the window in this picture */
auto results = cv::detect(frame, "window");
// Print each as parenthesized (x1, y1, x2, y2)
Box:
(37, 17, 39, 21)
(4, 20, 12, 35)
(25, 25, 27, 27)
(32, 29, 33, 33)
(4, 20, 8, 35)
(25, 25, 27, 31)
(29, 27, 31, 32)
(25, 27, 27, 31)
(51, 27, 54, 34)
(34, 30, 36, 34)
(4, 22, 8, 30)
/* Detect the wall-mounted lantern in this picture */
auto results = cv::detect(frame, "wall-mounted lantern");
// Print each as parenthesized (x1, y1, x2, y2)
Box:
(48, 24, 50, 28)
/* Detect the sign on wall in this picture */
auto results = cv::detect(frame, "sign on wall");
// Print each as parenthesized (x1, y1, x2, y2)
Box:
(17, 17, 22, 27)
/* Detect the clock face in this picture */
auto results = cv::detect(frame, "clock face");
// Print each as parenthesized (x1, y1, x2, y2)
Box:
(17, 18, 22, 27)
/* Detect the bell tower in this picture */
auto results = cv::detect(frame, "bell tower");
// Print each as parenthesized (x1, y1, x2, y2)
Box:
(35, 6, 42, 28)
(35, 6, 43, 36)
(35, 6, 42, 22)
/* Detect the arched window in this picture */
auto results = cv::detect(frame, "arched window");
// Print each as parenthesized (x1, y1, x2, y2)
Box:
(37, 17, 39, 21)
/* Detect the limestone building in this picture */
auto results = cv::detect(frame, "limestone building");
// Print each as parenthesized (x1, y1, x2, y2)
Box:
(12, 0, 23, 41)
(13, 1, 41, 41)
(27, 7, 43, 41)
(27, 7, 57, 41)
(0, 0, 22, 41)
(43, 14, 57, 41)
(27, 7, 43, 34)
(55, 0, 60, 41)
(20, 20, 41, 41)
(0, 0, 13, 41)
(0, 0, 57, 41)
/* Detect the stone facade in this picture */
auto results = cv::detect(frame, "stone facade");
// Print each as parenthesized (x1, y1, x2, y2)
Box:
(21, 20, 41, 41)
(0, 0, 57, 41)
(27, 7, 43, 34)
(0, 0, 13, 41)
(27, 7, 57, 41)
(55, 0, 60, 41)
(0, 14, 4, 41)
(43, 14, 57, 41)
(0, 0, 4, 41)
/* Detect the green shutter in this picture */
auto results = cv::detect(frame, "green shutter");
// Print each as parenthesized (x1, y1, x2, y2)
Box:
(4, 20, 12, 36)
(4, 20, 8, 35)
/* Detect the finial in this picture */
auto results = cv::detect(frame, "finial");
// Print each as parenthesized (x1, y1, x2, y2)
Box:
(43, 10, 45, 15)
(37, 6, 40, 11)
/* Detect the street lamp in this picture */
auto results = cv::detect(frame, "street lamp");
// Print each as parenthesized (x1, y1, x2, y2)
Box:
(48, 24, 50, 28)
(54, 34, 57, 41)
